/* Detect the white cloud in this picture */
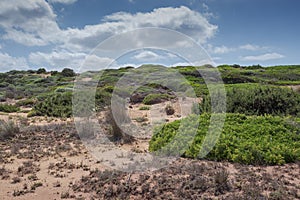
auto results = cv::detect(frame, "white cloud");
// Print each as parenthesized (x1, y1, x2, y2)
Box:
(0, 2, 217, 50)
(207, 43, 270, 55)
(207, 44, 234, 54)
(60, 6, 217, 53)
(29, 51, 86, 70)
(104, 6, 217, 43)
(83, 55, 114, 71)
(213, 45, 233, 54)
(241, 53, 284, 61)
(169, 62, 191, 67)
(47, 0, 77, 4)
(0, 0, 61, 46)
(0, 52, 29, 72)
(133, 51, 163, 61)
(0, 2, 218, 70)
(239, 44, 267, 51)
(29, 51, 114, 71)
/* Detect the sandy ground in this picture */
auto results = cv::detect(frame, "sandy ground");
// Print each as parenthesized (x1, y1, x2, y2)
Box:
(0, 97, 299, 199)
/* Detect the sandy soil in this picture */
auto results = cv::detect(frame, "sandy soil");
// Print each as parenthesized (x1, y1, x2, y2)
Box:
(0, 98, 299, 199)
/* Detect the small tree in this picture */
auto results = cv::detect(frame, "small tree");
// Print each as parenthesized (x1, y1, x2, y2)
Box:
(61, 68, 76, 77)
(37, 68, 46, 74)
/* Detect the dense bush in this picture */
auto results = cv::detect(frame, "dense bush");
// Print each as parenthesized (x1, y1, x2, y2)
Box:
(32, 92, 72, 117)
(0, 104, 20, 113)
(61, 68, 76, 77)
(149, 113, 300, 165)
(201, 85, 300, 116)
(36, 68, 46, 74)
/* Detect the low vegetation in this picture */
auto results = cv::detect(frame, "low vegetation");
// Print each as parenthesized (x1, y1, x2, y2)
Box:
(201, 85, 300, 116)
(143, 93, 173, 105)
(149, 113, 300, 165)
(0, 120, 19, 140)
(139, 106, 150, 110)
(31, 92, 72, 118)
(0, 104, 20, 113)
(1, 64, 300, 198)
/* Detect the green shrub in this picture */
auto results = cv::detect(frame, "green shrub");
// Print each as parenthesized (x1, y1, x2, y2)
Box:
(143, 94, 172, 105)
(191, 102, 200, 115)
(61, 68, 76, 77)
(149, 113, 300, 165)
(36, 68, 46, 74)
(33, 92, 72, 117)
(201, 85, 300, 116)
(0, 120, 20, 140)
(0, 104, 20, 113)
(27, 110, 37, 117)
(139, 106, 150, 110)
(16, 99, 36, 107)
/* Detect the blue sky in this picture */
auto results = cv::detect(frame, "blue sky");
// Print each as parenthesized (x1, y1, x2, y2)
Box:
(0, 0, 299, 72)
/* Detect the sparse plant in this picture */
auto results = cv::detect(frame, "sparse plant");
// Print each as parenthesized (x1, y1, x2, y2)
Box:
(134, 116, 148, 123)
(0, 120, 19, 140)
(214, 170, 230, 195)
(61, 191, 70, 198)
(165, 104, 175, 115)
(139, 106, 150, 110)
(53, 181, 61, 187)
(11, 176, 21, 184)
(31, 182, 43, 190)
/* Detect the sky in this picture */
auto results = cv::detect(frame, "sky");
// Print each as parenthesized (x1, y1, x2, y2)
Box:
(0, 0, 299, 72)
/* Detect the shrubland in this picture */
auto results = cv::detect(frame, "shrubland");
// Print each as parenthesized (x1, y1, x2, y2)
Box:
(149, 113, 300, 165)
(200, 85, 300, 116)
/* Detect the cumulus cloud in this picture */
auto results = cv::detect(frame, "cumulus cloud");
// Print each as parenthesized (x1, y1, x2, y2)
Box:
(0, 0, 61, 46)
(0, 1, 218, 70)
(0, 52, 29, 72)
(61, 6, 217, 53)
(0, 2, 217, 51)
(104, 6, 217, 43)
(241, 53, 284, 61)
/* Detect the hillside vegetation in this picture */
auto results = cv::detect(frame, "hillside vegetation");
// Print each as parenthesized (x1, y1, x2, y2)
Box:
(1, 65, 300, 167)
(149, 113, 300, 165)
